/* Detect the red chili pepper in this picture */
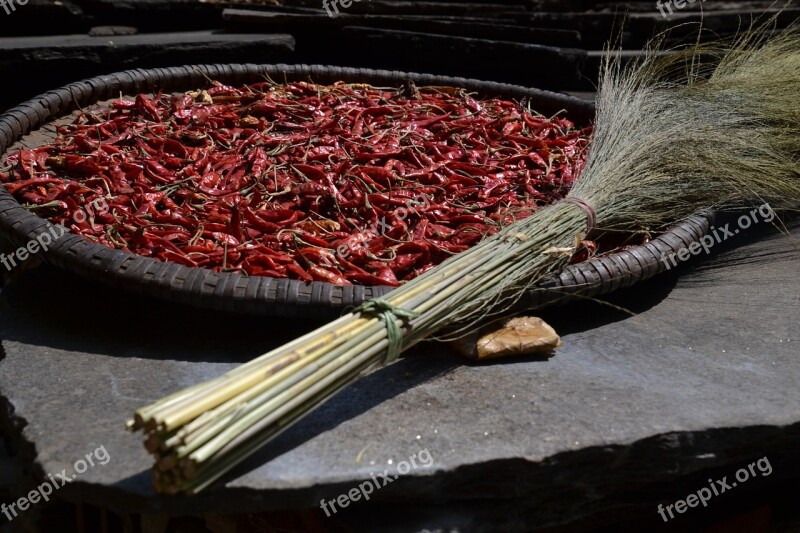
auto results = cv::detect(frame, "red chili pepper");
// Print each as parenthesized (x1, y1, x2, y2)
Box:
(391, 253, 423, 272)
(295, 231, 330, 248)
(3, 177, 63, 194)
(242, 208, 281, 233)
(375, 267, 399, 286)
(135, 94, 162, 122)
(285, 263, 313, 282)
(309, 265, 350, 285)
(292, 164, 328, 182)
(45, 155, 103, 176)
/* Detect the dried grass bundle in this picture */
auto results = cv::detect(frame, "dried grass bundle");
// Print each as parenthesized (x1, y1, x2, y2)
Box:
(129, 24, 800, 493)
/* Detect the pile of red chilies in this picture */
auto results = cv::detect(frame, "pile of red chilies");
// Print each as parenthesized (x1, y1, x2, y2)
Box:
(0, 81, 592, 286)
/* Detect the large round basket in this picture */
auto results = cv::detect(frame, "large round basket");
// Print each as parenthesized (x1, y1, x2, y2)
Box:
(0, 64, 713, 318)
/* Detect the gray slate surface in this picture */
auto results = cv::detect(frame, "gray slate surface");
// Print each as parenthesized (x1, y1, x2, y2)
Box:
(0, 217, 799, 529)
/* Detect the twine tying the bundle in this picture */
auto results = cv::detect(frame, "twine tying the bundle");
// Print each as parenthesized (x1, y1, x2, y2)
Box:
(357, 299, 420, 364)
(561, 197, 597, 236)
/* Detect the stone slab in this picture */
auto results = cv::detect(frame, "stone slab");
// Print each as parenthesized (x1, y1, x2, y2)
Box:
(0, 216, 799, 530)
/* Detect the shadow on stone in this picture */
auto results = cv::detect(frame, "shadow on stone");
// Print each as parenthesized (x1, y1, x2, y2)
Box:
(538, 214, 797, 338)
(0, 265, 322, 364)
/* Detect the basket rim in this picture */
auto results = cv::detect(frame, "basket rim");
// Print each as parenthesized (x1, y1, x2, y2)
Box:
(0, 63, 712, 318)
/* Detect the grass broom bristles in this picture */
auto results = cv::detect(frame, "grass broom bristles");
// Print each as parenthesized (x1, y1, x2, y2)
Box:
(130, 24, 800, 494)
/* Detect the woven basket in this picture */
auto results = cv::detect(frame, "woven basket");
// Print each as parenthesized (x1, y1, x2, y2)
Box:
(0, 64, 713, 318)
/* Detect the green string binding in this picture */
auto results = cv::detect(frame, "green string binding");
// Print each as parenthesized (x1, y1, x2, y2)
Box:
(357, 299, 420, 364)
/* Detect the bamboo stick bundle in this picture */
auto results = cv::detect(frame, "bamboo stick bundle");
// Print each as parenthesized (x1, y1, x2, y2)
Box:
(129, 25, 800, 494)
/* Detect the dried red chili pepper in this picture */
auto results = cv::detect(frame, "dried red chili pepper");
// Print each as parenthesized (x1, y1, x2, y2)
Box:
(1, 80, 593, 285)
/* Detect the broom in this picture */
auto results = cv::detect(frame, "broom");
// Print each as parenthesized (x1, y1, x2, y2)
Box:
(128, 25, 800, 494)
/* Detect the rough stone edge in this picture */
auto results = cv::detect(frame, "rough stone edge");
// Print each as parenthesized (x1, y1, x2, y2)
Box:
(37, 420, 800, 519)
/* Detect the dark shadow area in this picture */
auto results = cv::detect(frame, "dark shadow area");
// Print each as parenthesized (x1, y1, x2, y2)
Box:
(103, 422, 800, 527)
(0, 265, 323, 363)
(0, 31, 296, 113)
